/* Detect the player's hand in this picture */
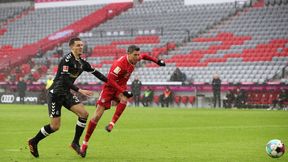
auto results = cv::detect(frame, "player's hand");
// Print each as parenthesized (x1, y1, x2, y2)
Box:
(123, 91, 133, 98)
(79, 89, 93, 97)
(157, 60, 166, 66)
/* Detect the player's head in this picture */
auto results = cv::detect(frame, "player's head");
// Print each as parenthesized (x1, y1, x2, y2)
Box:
(127, 45, 140, 65)
(213, 74, 219, 79)
(69, 37, 83, 57)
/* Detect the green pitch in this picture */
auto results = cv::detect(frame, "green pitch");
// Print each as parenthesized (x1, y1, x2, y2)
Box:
(0, 104, 287, 162)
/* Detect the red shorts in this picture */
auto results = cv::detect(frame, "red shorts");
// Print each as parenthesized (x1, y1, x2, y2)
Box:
(96, 86, 122, 109)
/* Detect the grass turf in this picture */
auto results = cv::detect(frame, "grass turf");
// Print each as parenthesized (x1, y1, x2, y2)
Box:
(0, 104, 287, 162)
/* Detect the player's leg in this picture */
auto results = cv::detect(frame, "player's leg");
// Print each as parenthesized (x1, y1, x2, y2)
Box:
(84, 104, 106, 142)
(70, 103, 88, 143)
(81, 104, 106, 156)
(81, 89, 113, 157)
(64, 94, 88, 157)
(159, 95, 164, 107)
(136, 94, 140, 106)
(213, 91, 217, 108)
(278, 99, 284, 110)
(271, 99, 277, 109)
(28, 118, 60, 158)
(106, 93, 128, 132)
(217, 92, 221, 107)
(142, 97, 148, 107)
(28, 93, 62, 158)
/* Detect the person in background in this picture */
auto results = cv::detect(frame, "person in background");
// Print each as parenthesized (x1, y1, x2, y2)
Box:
(141, 86, 154, 107)
(17, 77, 27, 104)
(131, 77, 142, 106)
(223, 90, 235, 108)
(269, 89, 288, 110)
(45, 75, 54, 90)
(170, 67, 186, 82)
(38, 75, 54, 105)
(234, 88, 247, 108)
(212, 74, 221, 108)
(159, 86, 174, 107)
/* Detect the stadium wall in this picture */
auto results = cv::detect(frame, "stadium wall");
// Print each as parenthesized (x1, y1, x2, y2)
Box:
(0, 83, 287, 108)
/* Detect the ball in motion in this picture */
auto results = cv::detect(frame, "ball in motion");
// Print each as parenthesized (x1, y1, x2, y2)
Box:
(266, 139, 285, 158)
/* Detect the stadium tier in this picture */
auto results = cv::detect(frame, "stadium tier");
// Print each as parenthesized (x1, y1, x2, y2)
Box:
(0, 2, 133, 81)
(37, 0, 287, 84)
(34, 0, 239, 83)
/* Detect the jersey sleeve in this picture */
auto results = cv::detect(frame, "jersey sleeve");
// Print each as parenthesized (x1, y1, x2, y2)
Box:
(82, 60, 107, 82)
(139, 53, 158, 63)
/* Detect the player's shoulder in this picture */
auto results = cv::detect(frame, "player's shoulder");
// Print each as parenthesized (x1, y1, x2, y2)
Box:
(113, 56, 126, 66)
(110, 56, 126, 73)
(80, 56, 87, 62)
(118, 56, 126, 62)
(62, 53, 74, 63)
(80, 57, 89, 65)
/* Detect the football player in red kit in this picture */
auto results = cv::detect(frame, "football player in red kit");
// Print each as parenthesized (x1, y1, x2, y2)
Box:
(80, 45, 165, 157)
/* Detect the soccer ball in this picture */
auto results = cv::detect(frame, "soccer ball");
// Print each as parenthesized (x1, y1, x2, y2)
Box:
(266, 139, 285, 158)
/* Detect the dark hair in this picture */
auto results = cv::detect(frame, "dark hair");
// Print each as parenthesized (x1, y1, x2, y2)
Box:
(69, 37, 81, 47)
(127, 45, 140, 54)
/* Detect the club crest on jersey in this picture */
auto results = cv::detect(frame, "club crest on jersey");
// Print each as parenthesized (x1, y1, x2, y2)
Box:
(113, 66, 121, 74)
(63, 65, 69, 72)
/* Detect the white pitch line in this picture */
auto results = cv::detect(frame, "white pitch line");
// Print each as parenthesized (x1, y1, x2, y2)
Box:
(4, 149, 21, 152)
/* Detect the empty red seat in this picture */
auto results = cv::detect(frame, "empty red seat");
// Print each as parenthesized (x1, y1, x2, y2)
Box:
(174, 96, 181, 105)
(181, 96, 188, 105)
(53, 66, 58, 74)
(153, 95, 159, 105)
(189, 96, 196, 105)
(32, 71, 40, 81)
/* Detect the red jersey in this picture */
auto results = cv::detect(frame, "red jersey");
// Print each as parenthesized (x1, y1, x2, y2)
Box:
(105, 54, 158, 92)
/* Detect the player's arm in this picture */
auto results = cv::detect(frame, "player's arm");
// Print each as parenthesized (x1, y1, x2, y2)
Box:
(107, 74, 133, 98)
(107, 70, 125, 93)
(64, 81, 92, 96)
(107, 66, 133, 98)
(82, 61, 107, 82)
(140, 53, 166, 66)
(62, 76, 92, 96)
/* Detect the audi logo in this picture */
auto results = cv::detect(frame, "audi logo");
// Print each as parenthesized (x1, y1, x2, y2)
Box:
(1, 95, 15, 103)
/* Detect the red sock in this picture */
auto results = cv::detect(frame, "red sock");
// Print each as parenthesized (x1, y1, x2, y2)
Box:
(111, 102, 126, 124)
(84, 120, 97, 143)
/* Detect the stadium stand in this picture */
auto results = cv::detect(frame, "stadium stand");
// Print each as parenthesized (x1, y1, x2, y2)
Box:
(35, 0, 238, 83)
(64, 0, 286, 85)
(0, 6, 29, 25)
(162, 0, 288, 84)
(1, 0, 287, 108)
(0, 2, 133, 82)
